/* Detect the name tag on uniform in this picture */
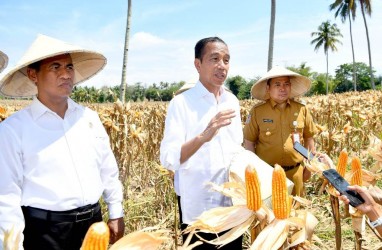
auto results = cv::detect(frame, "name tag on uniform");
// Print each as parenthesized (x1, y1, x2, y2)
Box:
(263, 119, 273, 123)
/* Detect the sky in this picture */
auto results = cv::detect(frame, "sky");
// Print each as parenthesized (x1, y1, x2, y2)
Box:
(0, 0, 381, 88)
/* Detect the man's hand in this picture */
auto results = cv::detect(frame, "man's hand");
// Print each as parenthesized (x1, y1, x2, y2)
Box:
(107, 217, 125, 244)
(200, 109, 236, 142)
(180, 109, 236, 164)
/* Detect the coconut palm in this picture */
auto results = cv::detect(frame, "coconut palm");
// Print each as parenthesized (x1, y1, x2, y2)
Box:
(119, 0, 132, 102)
(267, 0, 276, 71)
(358, 0, 374, 89)
(329, 0, 357, 91)
(311, 21, 343, 95)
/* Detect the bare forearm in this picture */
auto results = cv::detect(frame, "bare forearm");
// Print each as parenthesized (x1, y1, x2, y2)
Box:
(180, 135, 204, 164)
(367, 205, 382, 235)
(304, 137, 315, 152)
(243, 139, 256, 152)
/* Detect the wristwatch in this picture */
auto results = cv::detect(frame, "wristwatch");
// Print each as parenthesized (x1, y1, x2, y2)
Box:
(370, 217, 382, 228)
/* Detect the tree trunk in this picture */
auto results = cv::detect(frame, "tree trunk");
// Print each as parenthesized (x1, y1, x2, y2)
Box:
(326, 51, 329, 95)
(360, 4, 375, 89)
(348, 14, 357, 91)
(267, 0, 276, 71)
(119, 0, 132, 102)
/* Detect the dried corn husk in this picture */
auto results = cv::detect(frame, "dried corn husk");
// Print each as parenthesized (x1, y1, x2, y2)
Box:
(109, 227, 169, 250)
(2, 226, 22, 250)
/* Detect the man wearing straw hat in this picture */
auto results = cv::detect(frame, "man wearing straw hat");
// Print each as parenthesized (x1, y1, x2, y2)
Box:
(0, 35, 124, 249)
(243, 66, 317, 197)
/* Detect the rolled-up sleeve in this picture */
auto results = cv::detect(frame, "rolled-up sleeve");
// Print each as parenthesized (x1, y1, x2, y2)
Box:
(160, 99, 186, 172)
(0, 123, 25, 247)
(303, 106, 317, 139)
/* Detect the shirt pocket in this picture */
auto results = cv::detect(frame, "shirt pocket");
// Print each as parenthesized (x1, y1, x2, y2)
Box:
(259, 120, 277, 144)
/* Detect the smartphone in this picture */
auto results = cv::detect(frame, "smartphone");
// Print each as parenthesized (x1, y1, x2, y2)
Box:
(293, 142, 315, 160)
(322, 169, 365, 207)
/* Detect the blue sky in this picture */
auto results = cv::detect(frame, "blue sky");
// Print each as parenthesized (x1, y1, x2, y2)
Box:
(1, 0, 381, 88)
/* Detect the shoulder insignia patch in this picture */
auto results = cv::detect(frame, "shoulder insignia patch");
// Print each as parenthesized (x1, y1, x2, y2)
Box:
(245, 114, 251, 124)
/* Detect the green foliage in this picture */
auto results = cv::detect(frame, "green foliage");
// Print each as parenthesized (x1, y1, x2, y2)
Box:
(226, 75, 259, 100)
(309, 73, 335, 95)
(288, 62, 314, 78)
(226, 75, 247, 96)
(333, 62, 374, 92)
(311, 21, 343, 54)
(237, 79, 256, 100)
(66, 65, 380, 103)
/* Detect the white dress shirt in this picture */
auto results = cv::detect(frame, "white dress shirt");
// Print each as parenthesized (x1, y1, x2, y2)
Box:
(0, 97, 123, 246)
(160, 81, 243, 224)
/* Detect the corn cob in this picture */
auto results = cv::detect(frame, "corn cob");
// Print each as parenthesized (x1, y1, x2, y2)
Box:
(245, 164, 262, 211)
(81, 221, 110, 250)
(272, 164, 290, 219)
(336, 150, 348, 177)
(351, 157, 363, 186)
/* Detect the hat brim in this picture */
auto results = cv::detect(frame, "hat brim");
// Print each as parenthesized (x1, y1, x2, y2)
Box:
(0, 34, 106, 98)
(0, 51, 8, 74)
(174, 82, 231, 95)
(251, 67, 311, 100)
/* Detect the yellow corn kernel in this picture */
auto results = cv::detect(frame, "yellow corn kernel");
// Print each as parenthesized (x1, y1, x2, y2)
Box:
(350, 157, 363, 186)
(81, 221, 110, 250)
(245, 164, 262, 211)
(336, 150, 348, 177)
(272, 164, 291, 220)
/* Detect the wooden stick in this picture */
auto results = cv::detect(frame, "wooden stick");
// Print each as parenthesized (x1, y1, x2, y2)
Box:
(330, 195, 342, 250)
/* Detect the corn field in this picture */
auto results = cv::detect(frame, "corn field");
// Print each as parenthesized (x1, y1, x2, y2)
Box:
(1, 90, 382, 249)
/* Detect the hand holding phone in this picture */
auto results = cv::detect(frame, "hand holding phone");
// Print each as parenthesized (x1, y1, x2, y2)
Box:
(322, 169, 365, 207)
(293, 142, 315, 160)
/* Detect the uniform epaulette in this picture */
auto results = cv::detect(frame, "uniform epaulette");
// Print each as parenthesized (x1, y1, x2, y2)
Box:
(292, 98, 306, 106)
(251, 100, 267, 108)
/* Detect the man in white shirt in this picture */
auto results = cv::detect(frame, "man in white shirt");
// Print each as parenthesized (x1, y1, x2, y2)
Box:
(160, 37, 243, 249)
(0, 35, 124, 249)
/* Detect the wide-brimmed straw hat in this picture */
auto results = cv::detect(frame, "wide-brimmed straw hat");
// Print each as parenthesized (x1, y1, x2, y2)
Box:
(0, 51, 8, 73)
(174, 82, 231, 95)
(251, 66, 311, 100)
(0, 34, 106, 97)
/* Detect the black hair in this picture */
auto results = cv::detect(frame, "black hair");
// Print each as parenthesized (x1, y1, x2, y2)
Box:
(28, 61, 41, 71)
(194, 37, 227, 62)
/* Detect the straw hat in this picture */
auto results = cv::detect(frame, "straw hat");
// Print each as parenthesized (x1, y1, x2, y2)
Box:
(0, 34, 106, 97)
(0, 50, 8, 73)
(251, 66, 311, 100)
(175, 82, 195, 95)
(175, 82, 231, 95)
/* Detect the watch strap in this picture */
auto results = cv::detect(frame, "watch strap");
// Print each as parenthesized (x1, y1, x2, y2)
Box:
(370, 217, 382, 228)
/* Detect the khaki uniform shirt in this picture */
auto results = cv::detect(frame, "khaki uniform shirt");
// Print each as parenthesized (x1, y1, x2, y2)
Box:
(243, 98, 317, 167)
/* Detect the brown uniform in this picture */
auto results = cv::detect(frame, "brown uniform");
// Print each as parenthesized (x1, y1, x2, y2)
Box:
(243, 98, 317, 196)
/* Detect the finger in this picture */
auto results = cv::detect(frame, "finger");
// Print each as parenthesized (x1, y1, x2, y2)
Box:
(217, 109, 236, 118)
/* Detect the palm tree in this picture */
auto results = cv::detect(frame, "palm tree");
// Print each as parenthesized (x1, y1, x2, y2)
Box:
(120, 0, 132, 102)
(329, 0, 357, 91)
(358, 0, 374, 89)
(267, 0, 276, 71)
(311, 21, 343, 94)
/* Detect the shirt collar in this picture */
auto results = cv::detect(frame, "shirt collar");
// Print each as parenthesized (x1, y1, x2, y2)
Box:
(30, 97, 78, 120)
(269, 98, 291, 108)
(194, 81, 227, 100)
